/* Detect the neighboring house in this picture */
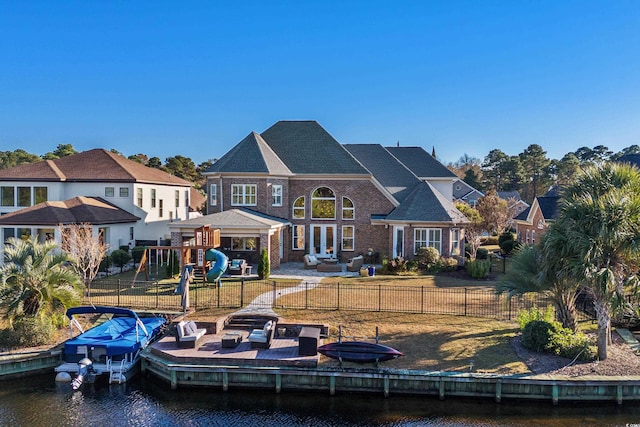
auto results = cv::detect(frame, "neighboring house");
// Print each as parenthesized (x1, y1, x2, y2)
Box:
(0, 149, 193, 253)
(191, 120, 468, 268)
(497, 191, 529, 217)
(453, 179, 484, 207)
(513, 187, 560, 245)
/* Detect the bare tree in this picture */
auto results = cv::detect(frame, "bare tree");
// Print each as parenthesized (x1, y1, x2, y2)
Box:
(454, 202, 484, 259)
(476, 190, 514, 236)
(59, 223, 109, 286)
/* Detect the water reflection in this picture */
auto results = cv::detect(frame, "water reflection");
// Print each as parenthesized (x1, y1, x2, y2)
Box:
(0, 374, 638, 426)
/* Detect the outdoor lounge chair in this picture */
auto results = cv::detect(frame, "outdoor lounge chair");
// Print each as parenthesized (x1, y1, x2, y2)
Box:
(303, 254, 320, 269)
(346, 255, 364, 272)
(175, 320, 207, 348)
(249, 320, 275, 349)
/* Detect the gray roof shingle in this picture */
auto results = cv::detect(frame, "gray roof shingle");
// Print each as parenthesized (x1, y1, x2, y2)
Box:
(343, 144, 420, 203)
(259, 121, 369, 175)
(385, 146, 457, 178)
(385, 182, 468, 223)
(206, 132, 292, 175)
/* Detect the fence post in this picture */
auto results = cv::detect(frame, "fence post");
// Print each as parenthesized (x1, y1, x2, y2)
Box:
(305, 281, 309, 310)
(217, 281, 220, 308)
(378, 284, 382, 312)
(337, 282, 340, 311)
(156, 281, 159, 309)
(464, 287, 467, 317)
(273, 281, 277, 308)
(421, 286, 424, 314)
(240, 278, 244, 307)
(117, 279, 121, 307)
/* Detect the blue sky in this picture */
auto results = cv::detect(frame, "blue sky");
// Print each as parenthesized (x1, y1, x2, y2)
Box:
(1, 1, 639, 165)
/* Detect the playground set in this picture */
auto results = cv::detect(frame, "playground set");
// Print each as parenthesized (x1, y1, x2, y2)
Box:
(134, 225, 229, 289)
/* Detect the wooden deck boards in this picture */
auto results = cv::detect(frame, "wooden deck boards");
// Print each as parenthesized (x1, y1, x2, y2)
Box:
(150, 330, 320, 368)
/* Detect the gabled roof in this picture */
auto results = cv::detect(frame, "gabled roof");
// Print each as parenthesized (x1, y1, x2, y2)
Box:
(385, 146, 457, 179)
(497, 190, 522, 201)
(259, 121, 369, 175)
(169, 208, 289, 230)
(0, 196, 140, 226)
(453, 179, 484, 201)
(343, 144, 420, 203)
(206, 132, 292, 175)
(385, 182, 468, 223)
(0, 149, 192, 186)
(515, 195, 560, 222)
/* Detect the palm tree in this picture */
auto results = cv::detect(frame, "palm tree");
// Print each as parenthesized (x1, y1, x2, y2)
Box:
(496, 241, 580, 332)
(0, 237, 82, 325)
(557, 163, 640, 360)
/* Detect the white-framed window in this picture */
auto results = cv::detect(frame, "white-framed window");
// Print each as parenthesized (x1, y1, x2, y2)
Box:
(292, 225, 305, 250)
(342, 225, 354, 251)
(414, 228, 442, 254)
(159, 199, 164, 217)
(151, 189, 157, 208)
(231, 184, 256, 206)
(17, 187, 30, 207)
(184, 190, 189, 209)
(210, 184, 217, 206)
(105, 187, 115, 197)
(342, 197, 354, 220)
(293, 196, 305, 219)
(137, 188, 143, 207)
(1, 186, 14, 206)
(531, 230, 536, 245)
(231, 237, 257, 251)
(175, 190, 180, 207)
(537, 219, 544, 229)
(311, 187, 335, 219)
(119, 187, 129, 197)
(272, 184, 283, 206)
(526, 229, 530, 244)
(34, 187, 47, 204)
(450, 228, 460, 256)
(129, 226, 134, 240)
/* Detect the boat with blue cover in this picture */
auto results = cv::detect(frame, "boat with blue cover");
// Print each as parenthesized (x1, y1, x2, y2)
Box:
(54, 306, 167, 389)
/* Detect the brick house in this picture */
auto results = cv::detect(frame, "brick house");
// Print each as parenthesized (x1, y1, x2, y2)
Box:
(514, 187, 560, 245)
(179, 121, 468, 267)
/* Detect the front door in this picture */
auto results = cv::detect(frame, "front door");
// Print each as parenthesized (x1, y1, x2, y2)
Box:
(311, 225, 336, 257)
(393, 225, 404, 258)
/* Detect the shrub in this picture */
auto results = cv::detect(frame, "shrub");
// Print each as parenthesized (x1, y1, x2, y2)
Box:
(440, 257, 458, 272)
(111, 249, 131, 272)
(517, 306, 556, 330)
(384, 256, 408, 274)
(12, 316, 55, 348)
(548, 327, 596, 361)
(466, 259, 490, 279)
(99, 255, 112, 272)
(405, 260, 420, 272)
(476, 247, 489, 260)
(522, 320, 556, 352)
(258, 248, 270, 279)
(416, 246, 440, 270)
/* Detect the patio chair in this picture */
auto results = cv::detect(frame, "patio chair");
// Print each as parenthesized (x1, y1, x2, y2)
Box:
(303, 254, 320, 269)
(346, 255, 364, 272)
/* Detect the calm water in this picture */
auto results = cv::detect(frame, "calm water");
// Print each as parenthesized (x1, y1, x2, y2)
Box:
(1, 374, 640, 426)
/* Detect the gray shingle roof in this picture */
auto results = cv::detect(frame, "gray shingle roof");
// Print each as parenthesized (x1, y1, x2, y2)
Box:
(0, 196, 140, 226)
(385, 182, 468, 223)
(259, 121, 369, 175)
(169, 208, 289, 229)
(385, 146, 457, 178)
(0, 149, 192, 186)
(343, 144, 420, 203)
(205, 132, 292, 175)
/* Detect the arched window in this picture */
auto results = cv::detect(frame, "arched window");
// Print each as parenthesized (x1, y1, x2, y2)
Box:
(311, 187, 335, 219)
(342, 197, 354, 220)
(292, 196, 305, 219)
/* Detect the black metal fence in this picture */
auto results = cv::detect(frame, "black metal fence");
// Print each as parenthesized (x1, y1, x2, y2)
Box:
(84, 278, 596, 321)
